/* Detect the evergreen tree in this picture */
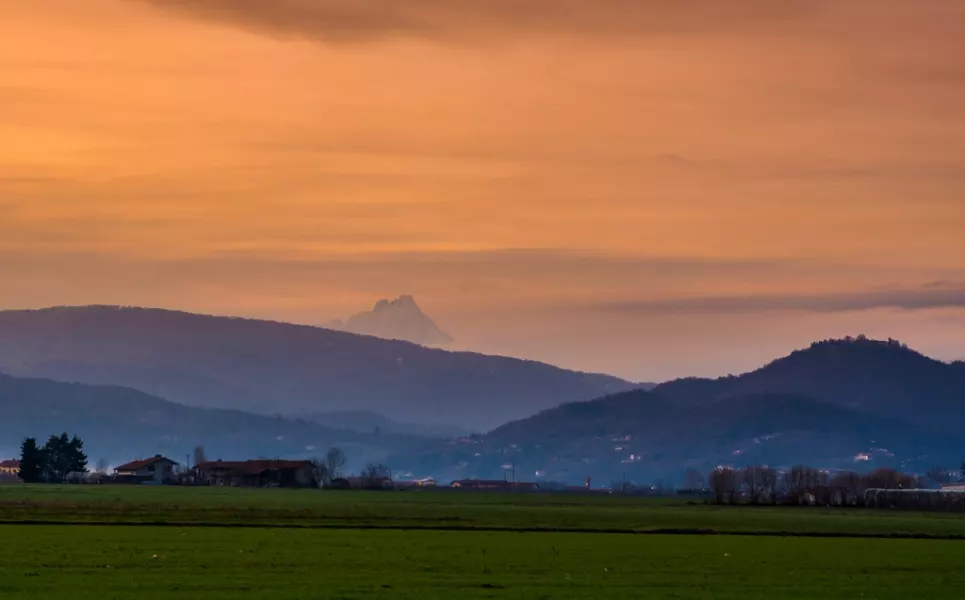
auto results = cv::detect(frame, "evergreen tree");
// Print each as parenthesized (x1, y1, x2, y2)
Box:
(68, 435, 88, 474)
(43, 432, 88, 482)
(18, 437, 45, 483)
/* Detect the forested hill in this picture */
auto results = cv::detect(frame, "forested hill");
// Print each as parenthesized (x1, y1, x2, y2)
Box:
(653, 337, 965, 428)
(0, 306, 635, 430)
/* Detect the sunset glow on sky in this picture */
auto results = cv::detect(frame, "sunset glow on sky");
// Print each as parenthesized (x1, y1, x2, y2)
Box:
(3, 0, 965, 380)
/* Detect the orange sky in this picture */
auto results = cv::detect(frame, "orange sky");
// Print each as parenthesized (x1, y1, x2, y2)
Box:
(3, 0, 965, 379)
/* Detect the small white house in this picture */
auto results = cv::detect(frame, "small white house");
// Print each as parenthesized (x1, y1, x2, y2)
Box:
(114, 455, 179, 484)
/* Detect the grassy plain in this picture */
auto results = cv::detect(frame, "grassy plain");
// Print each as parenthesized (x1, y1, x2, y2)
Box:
(2, 526, 964, 599)
(2, 485, 965, 537)
(2, 486, 964, 599)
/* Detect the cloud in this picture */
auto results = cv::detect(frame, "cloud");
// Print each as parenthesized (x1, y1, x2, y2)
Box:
(133, 0, 828, 43)
(589, 284, 965, 315)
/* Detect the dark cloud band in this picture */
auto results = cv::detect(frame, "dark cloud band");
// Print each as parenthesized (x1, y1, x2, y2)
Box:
(133, 0, 827, 42)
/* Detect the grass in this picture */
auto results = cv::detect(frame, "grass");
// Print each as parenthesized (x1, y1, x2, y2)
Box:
(2, 526, 964, 599)
(2, 486, 965, 598)
(2, 485, 965, 537)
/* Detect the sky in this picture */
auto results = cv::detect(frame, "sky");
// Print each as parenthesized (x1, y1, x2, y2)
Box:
(2, 0, 965, 381)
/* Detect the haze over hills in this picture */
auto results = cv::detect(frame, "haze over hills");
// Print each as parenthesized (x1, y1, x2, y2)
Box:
(296, 410, 471, 438)
(329, 295, 454, 346)
(0, 372, 419, 467)
(390, 338, 965, 483)
(0, 306, 635, 430)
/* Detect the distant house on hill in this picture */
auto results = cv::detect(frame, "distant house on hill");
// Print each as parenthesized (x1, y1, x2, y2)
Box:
(451, 479, 539, 491)
(941, 483, 965, 492)
(195, 460, 316, 488)
(0, 460, 20, 475)
(114, 455, 179, 484)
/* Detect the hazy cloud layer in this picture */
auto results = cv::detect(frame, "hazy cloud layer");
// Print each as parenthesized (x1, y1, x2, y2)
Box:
(135, 0, 829, 42)
(593, 285, 965, 316)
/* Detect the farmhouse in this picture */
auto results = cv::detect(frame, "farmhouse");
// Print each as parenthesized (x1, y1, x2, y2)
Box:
(195, 459, 316, 488)
(0, 459, 19, 475)
(114, 455, 179, 484)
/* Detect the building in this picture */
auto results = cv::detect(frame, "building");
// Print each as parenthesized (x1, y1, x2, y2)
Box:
(195, 460, 316, 488)
(941, 483, 965, 492)
(0, 460, 20, 475)
(114, 455, 179, 484)
(394, 477, 437, 489)
(451, 479, 539, 491)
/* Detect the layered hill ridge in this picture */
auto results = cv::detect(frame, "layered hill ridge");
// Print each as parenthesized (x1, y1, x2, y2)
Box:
(0, 371, 419, 466)
(0, 306, 634, 430)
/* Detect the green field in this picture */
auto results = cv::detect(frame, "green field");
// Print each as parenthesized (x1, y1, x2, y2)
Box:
(2, 486, 964, 598)
(3, 485, 965, 537)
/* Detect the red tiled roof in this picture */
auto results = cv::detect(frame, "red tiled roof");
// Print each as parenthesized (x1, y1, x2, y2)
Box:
(0, 460, 19, 469)
(114, 455, 178, 472)
(195, 460, 314, 476)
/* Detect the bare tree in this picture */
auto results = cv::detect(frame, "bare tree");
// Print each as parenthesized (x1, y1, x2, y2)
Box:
(193, 446, 207, 468)
(681, 468, 705, 490)
(760, 467, 778, 504)
(310, 458, 331, 488)
(325, 447, 347, 480)
(830, 471, 866, 506)
(786, 465, 828, 505)
(95, 458, 109, 475)
(865, 468, 916, 490)
(361, 463, 390, 489)
(709, 467, 738, 504)
(742, 467, 778, 504)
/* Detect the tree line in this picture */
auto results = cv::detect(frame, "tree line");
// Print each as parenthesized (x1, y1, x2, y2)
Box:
(18, 434, 89, 483)
(706, 464, 962, 507)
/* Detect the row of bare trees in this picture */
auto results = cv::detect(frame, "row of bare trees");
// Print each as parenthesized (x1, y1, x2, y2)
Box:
(708, 465, 924, 506)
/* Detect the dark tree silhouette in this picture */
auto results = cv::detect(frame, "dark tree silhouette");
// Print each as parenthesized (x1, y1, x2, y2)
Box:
(43, 433, 88, 482)
(361, 463, 390, 489)
(18, 437, 45, 483)
(708, 467, 737, 504)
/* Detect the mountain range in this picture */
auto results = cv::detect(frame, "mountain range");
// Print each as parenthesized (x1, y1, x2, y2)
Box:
(1, 305, 962, 485)
(391, 337, 965, 483)
(0, 306, 634, 430)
